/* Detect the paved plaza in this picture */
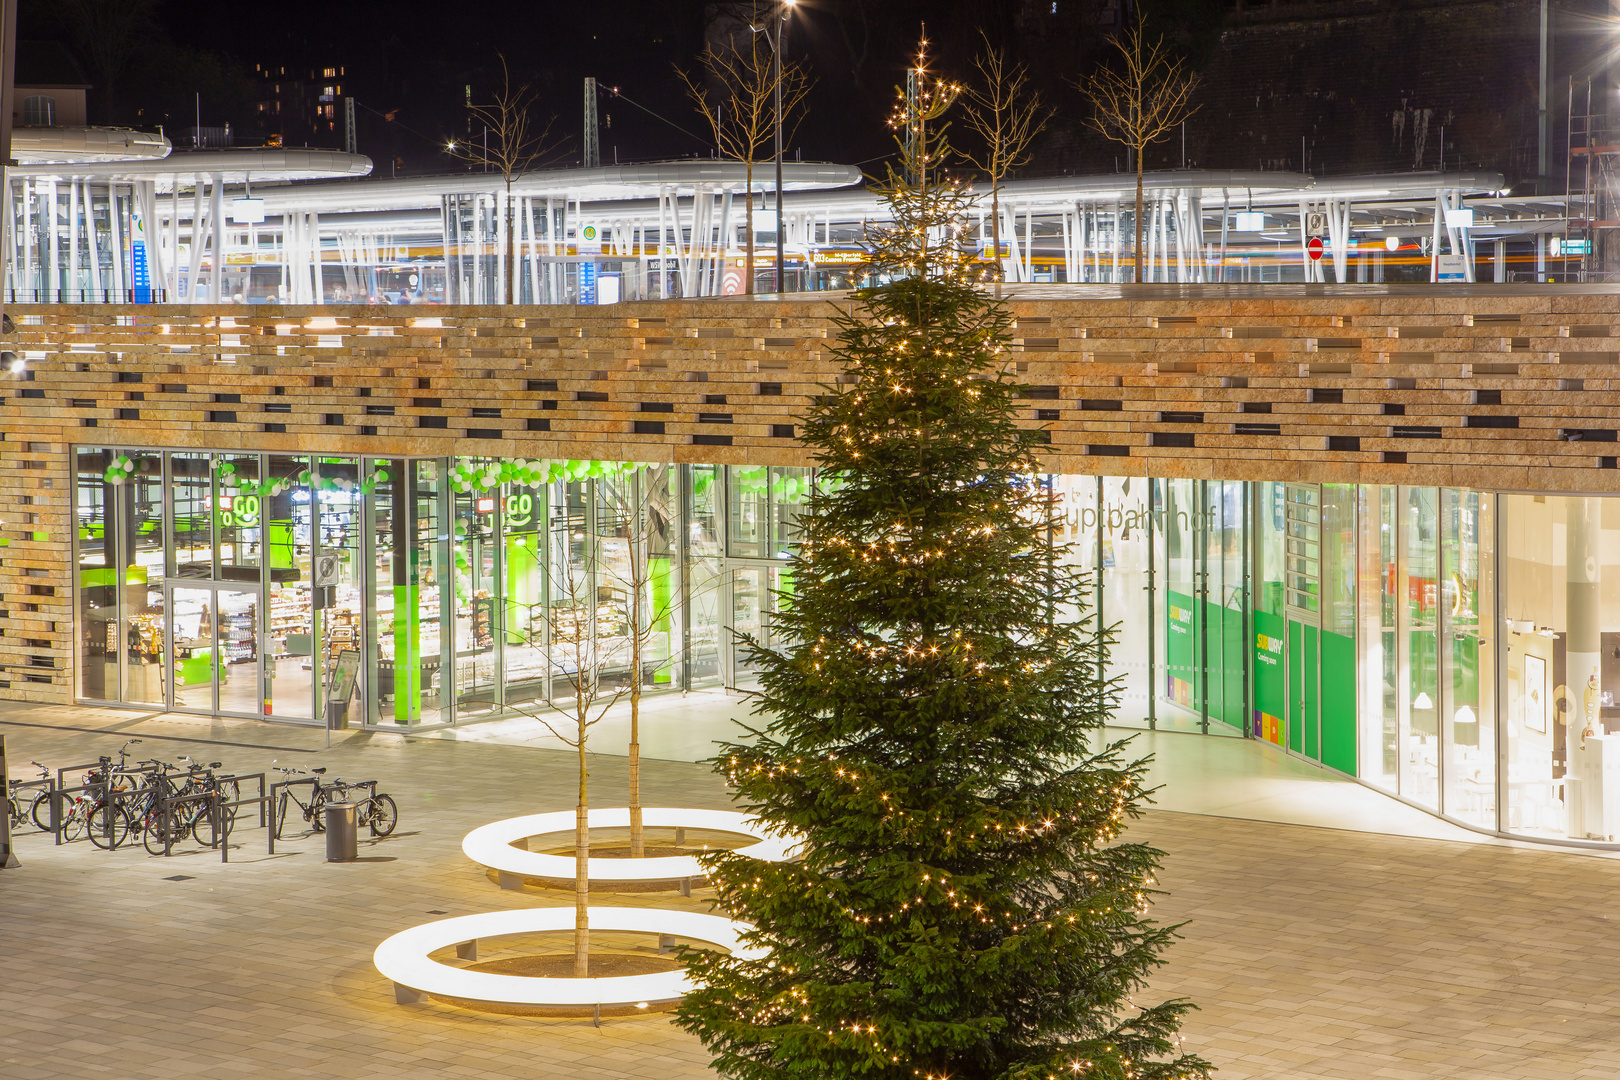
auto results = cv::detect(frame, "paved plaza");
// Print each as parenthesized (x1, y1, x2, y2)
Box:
(3, 702, 1620, 1079)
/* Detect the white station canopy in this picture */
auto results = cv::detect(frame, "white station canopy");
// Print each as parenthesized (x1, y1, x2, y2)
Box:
(12, 126, 173, 165)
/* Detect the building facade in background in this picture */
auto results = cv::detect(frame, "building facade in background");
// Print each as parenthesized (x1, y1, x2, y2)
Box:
(5, 290, 1620, 852)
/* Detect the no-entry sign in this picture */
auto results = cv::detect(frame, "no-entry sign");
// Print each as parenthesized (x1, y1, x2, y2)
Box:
(1307, 236, 1325, 261)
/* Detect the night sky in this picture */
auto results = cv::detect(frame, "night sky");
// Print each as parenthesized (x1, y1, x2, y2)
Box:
(21, 1, 1566, 187)
(27, 1, 1220, 178)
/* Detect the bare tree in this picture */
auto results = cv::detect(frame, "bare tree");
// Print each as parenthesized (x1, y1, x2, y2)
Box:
(446, 55, 567, 303)
(503, 503, 637, 978)
(961, 32, 1052, 292)
(676, 30, 811, 294)
(56, 0, 159, 125)
(594, 464, 680, 858)
(1076, 22, 1202, 284)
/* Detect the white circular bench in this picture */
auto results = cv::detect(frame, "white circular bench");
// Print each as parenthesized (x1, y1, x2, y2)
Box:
(461, 807, 798, 891)
(373, 906, 762, 1014)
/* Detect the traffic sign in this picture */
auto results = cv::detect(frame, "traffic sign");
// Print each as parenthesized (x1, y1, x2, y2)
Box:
(1307, 236, 1324, 261)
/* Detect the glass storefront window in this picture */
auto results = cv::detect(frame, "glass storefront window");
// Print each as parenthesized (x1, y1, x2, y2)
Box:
(1442, 490, 1495, 827)
(729, 466, 768, 558)
(215, 454, 263, 582)
(70, 445, 1615, 845)
(317, 458, 365, 726)
(1160, 478, 1200, 728)
(1402, 487, 1441, 811)
(1101, 476, 1152, 726)
(501, 471, 547, 707)
(687, 464, 721, 685)
(75, 447, 115, 701)
(1359, 485, 1398, 791)
(1253, 481, 1287, 745)
(169, 452, 213, 578)
(264, 455, 312, 721)
(453, 457, 502, 716)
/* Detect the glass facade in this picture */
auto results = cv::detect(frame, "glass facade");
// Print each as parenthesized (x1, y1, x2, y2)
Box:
(67, 446, 1620, 847)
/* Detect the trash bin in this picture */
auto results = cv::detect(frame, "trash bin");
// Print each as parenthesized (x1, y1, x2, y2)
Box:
(324, 802, 360, 862)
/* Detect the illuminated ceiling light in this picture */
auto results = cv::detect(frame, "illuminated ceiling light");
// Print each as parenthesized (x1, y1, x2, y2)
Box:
(1386, 236, 1402, 251)
(1413, 691, 1434, 710)
(1454, 705, 1477, 725)
(1443, 207, 1475, 229)
(230, 198, 266, 224)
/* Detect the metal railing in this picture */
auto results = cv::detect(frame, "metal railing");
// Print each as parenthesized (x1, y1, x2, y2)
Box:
(7, 289, 168, 304)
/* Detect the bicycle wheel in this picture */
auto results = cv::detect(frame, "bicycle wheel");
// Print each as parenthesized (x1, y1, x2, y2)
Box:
(192, 805, 221, 849)
(214, 792, 238, 840)
(63, 801, 87, 842)
(87, 803, 132, 849)
(30, 791, 54, 831)
(367, 794, 398, 838)
(143, 812, 177, 856)
(310, 794, 327, 833)
(273, 792, 292, 840)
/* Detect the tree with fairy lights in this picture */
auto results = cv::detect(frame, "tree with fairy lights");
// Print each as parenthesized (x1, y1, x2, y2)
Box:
(674, 36, 1212, 1080)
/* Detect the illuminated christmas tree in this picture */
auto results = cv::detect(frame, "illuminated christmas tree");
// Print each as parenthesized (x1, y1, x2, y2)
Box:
(675, 39, 1212, 1080)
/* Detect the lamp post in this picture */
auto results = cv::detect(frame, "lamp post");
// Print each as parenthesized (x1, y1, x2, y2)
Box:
(772, 0, 795, 293)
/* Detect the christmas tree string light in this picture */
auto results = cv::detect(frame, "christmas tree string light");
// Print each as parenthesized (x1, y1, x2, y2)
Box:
(674, 34, 1211, 1080)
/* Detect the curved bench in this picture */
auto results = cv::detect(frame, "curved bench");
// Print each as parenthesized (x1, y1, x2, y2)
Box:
(373, 905, 761, 1014)
(461, 807, 798, 891)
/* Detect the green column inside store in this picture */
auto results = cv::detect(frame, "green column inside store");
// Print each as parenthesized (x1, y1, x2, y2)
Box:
(1320, 630, 1357, 773)
(392, 475, 421, 725)
(505, 533, 539, 645)
(651, 556, 672, 683)
(394, 576, 419, 724)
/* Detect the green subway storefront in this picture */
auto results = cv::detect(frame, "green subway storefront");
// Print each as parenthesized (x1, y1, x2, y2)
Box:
(71, 447, 1620, 847)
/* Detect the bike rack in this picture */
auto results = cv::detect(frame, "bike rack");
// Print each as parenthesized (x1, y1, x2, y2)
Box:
(151, 788, 220, 857)
(216, 790, 278, 863)
(28, 763, 382, 863)
(8, 776, 54, 830)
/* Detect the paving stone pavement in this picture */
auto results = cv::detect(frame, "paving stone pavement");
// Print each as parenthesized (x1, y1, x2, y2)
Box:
(2, 705, 1619, 1079)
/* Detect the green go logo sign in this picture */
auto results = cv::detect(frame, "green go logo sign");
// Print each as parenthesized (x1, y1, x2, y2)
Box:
(504, 491, 534, 526)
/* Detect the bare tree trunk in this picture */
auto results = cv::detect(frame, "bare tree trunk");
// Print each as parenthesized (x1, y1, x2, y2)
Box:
(745, 160, 755, 295)
(991, 183, 1002, 298)
(506, 186, 517, 304)
(629, 525, 644, 857)
(574, 702, 590, 977)
(1134, 150, 1145, 285)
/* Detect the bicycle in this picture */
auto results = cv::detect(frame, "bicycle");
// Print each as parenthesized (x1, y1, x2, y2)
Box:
(7, 761, 52, 832)
(324, 777, 399, 838)
(141, 760, 233, 855)
(84, 742, 147, 850)
(271, 765, 331, 840)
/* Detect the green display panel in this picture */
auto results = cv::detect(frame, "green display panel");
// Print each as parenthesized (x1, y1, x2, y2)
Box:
(1253, 610, 1286, 744)
(1165, 590, 1197, 711)
(1286, 620, 1321, 756)
(1320, 629, 1357, 775)
(1220, 600, 1245, 729)
(651, 555, 673, 684)
(1303, 623, 1319, 760)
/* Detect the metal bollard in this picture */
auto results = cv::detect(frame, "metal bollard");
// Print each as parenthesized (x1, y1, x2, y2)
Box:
(324, 802, 360, 862)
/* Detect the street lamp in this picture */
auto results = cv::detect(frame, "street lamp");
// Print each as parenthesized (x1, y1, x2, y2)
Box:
(772, 0, 796, 293)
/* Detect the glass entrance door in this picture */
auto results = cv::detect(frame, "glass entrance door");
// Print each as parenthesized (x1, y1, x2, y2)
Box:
(724, 563, 793, 687)
(168, 584, 263, 716)
(730, 566, 766, 682)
